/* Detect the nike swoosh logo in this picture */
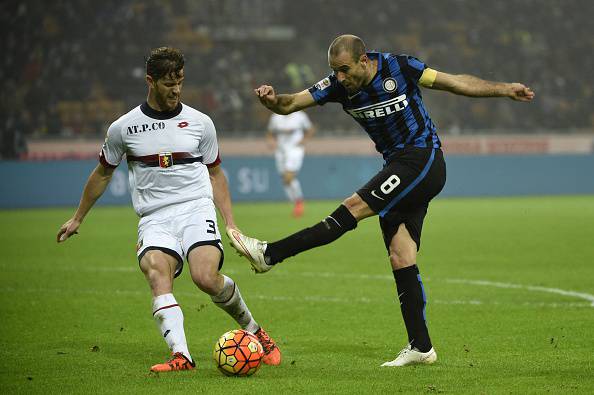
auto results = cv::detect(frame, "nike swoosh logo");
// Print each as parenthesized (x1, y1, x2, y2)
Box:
(371, 190, 385, 200)
(348, 91, 361, 100)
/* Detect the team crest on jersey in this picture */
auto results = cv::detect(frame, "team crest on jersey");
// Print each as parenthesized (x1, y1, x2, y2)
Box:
(314, 77, 331, 90)
(383, 78, 397, 93)
(159, 152, 173, 168)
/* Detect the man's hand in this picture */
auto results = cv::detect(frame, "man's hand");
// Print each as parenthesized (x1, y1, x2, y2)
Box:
(254, 87, 315, 115)
(254, 85, 278, 109)
(56, 163, 115, 244)
(57, 218, 81, 243)
(508, 83, 535, 102)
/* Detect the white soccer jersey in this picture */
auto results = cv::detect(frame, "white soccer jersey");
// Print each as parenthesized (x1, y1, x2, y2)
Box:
(268, 111, 312, 149)
(100, 102, 220, 216)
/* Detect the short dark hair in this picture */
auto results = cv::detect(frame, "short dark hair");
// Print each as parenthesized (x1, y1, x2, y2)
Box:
(146, 47, 185, 81)
(328, 35, 367, 62)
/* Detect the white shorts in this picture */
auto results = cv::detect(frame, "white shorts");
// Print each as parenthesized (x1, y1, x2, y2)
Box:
(275, 146, 304, 174)
(136, 198, 223, 278)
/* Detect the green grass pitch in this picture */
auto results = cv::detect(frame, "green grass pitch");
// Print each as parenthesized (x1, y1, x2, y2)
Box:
(1, 196, 593, 394)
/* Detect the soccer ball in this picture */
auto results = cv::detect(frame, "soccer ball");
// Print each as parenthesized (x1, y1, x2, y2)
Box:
(213, 329, 264, 376)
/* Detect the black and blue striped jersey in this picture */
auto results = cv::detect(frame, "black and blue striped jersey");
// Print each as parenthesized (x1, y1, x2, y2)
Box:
(308, 52, 440, 161)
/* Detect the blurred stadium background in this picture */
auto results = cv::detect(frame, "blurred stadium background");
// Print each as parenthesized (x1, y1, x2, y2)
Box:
(1, 0, 593, 203)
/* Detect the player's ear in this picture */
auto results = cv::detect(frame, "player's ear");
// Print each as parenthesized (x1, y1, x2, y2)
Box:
(359, 53, 368, 65)
(146, 75, 156, 88)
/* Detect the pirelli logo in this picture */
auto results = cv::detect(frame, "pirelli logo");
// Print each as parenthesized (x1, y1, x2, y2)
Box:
(347, 94, 409, 119)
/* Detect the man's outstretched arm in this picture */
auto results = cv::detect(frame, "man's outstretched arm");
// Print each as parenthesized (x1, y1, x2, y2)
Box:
(419, 68, 535, 102)
(57, 164, 115, 242)
(254, 86, 317, 115)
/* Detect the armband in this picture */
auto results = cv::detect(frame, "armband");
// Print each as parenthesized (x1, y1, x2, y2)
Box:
(419, 68, 437, 87)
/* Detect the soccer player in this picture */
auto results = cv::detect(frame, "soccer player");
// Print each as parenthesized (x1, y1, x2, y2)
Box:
(228, 35, 534, 367)
(266, 111, 315, 217)
(56, 47, 281, 372)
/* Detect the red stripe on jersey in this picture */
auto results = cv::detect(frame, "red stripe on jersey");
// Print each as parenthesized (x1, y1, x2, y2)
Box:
(152, 303, 180, 315)
(127, 152, 194, 163)
(99, 150, 118, 169)
(206, 152, 221, 168)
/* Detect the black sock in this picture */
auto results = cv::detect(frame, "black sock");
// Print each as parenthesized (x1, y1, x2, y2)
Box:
(393, 265, 432, 352)
(265, 205, 357, 264)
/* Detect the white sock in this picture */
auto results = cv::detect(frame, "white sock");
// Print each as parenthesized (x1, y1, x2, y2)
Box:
(152, 293, 192, 361)
(290, 178, 303, 201)
(211, 275, 260, 334)
(283, 183, 296, 202)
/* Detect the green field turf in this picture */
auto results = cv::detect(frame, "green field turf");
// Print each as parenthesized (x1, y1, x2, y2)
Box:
(1, 196, 593, 394)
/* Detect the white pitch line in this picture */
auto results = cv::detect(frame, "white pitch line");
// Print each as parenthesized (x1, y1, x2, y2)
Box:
(0, 286, 591, 308)
(269, 271, 594, 306)
(2, 265, 593, 307)
(445, 279, 594, 307)
(274, 271, 594, 307)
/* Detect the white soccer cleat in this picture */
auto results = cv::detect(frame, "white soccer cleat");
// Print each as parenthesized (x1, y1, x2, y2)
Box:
(380, 344, 437, 367)
(226, 228, 272, 273)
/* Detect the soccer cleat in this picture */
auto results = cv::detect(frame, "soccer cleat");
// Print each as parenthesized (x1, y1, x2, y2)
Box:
(293, 200, 304, 217)
(380, 344, 437, 367)
(150, 352, 195, 372)
(254, 327, 282, 366)
(226, 228, 272, 273)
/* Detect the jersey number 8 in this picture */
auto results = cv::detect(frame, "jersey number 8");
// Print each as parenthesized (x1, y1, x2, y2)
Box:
(380, 175, 401, 194)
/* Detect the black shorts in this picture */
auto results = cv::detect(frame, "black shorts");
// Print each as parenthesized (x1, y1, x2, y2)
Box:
(357, 147, 446, 251)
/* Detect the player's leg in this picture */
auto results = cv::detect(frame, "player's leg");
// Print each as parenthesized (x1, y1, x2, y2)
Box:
(186, 241, 281, 364)
(227, 192, 372, 272)
(276, 149, 294, 202)
(284, 147, 305, 217)
(187, 244, 260, 334)
(282, 171, 297, 201)
(283, 170, 305, 217)
(265, 192, 372, 262)
(381, 220, 437, 367)
(228, 149, 414, 272)
(139, 248, 195, 372)
(376, 148, 445, 366)
(228, 148, 443, 272)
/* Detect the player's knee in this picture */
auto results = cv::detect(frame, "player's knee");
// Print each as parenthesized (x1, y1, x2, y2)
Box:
(342, 193, 374, 221)
(389, 249, 416, 270)
(388, 238, 417, 270)
(140, 253, 171, 277)
(389, 225, 418, 269)
(283, 172, 294, 184)
(191, 268, 220, 295)
(140, 253, 175, 293)
(342, 193, 361, 208)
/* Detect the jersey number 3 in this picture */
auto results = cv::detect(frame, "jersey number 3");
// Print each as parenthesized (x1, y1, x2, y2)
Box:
(206, 220, 216, 234)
